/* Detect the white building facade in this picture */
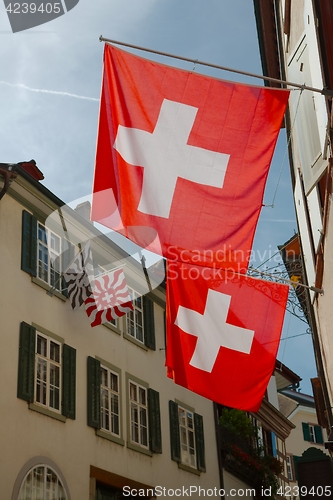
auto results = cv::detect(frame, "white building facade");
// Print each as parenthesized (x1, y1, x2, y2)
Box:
(0, 162, 221, 500)
(254, 0, 333, 432)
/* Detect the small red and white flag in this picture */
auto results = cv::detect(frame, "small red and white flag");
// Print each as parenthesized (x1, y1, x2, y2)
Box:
(166, 261, 289, 411)
(84, 267, 133, 327)
(91, 44, 289, 271)
(63, 242, 94, 310)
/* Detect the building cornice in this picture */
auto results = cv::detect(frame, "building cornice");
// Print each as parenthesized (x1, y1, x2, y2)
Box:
(254, 399, 295, 440)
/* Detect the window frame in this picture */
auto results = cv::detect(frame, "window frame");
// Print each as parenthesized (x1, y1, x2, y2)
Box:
(99, 362, 122, 440)
(18, 464, 67, 500)
(87, 357, 124, 446)
(128, 377, 150, 451)
(169, 400, 205, 474)
(37, 221, 62, 292)
(286, 454, 294, 481)
(178, 405, 197, 469)
(17, 322, 76, 422)
(126, 288, 144, 344)
(11, 456, 71, 500)
(125, 373, 162, 456)
(124, 293, 156, 351)
(34, 330, 62, 414)
(21, 210, 74, 301)
(302, 421, 324, 444)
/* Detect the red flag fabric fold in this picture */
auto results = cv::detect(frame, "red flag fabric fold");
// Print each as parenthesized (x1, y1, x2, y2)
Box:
(91, 44, 290, 271)
(166, 261, 289, 411)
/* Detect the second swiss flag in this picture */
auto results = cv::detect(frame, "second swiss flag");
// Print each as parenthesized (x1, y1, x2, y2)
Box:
(166, 261, 289, 411)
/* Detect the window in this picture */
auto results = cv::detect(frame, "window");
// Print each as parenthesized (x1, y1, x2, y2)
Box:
(17, 322, 76, 421)
(178, 405, 196, 468)
(125, 291, 155, 350)
(12, 457, 71, 500)
(87, 357, 124, 445)
(18, 465, 68, 500)
(127, 290, 144, 342)
(302, 422, 324, 444)
(35, 332, 61, 412)
(87, 362, 161, 453)
(126, 376, 162, 455)
(286, 454, 294, 481)
(37, 222, 62, 291)
(169, 401, 205, 473)
(21, 210, 73, 296)
(100, 365, 120, 437)
(129, 380, 149, 448)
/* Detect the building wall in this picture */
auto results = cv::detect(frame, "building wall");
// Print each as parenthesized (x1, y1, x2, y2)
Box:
(284, 404, 329, 490)
(277, 0, 333, 413)
(0, 184, 220, 499)
(286, 407, 328, 457)
(287, 0, 305, 54)
(315, 212, 333, 406)
(223, 470, 255, 499)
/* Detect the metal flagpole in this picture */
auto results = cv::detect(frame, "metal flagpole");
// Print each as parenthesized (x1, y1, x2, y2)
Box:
(245, 267, 324, 295)
(99, 36, 333, 97)
(138, 250, 153, 293)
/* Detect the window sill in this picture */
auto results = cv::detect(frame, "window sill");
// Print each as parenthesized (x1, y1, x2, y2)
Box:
(127, 441, 153, 457)
(123, 332, 148, 351)
(31, 277, 67, 302)
(177, 463, 201, 476)
(102, 322, 121, 335)
(29, 403, 66, 422)
(96, 429, 125, 446)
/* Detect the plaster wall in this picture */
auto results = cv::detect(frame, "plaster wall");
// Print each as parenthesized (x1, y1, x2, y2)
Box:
(0, 191, 220, 499)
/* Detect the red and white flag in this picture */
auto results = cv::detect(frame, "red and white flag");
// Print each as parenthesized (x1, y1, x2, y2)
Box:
(166, 262, 289, 411)
(84, 267, 133, 327)
(91, 44, 289, 271)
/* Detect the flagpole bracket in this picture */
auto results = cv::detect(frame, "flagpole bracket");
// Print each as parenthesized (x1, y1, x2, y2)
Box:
(310, 286, 324, 295)
(322, 88, 333, 98)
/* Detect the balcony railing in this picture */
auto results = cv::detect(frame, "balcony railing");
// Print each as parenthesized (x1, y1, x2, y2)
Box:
(219, 426, 282, 496)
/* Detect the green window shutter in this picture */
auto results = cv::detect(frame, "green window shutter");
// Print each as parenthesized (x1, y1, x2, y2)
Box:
(87, 356, 101, 429)
(148, 388, 162, 453)
(143, 296, 156, 350)
(314, 425, 324, 444)
(293, 455, 301, 482)
(61, 239, 75, 297)
(194, 413, 206, 472)
(302, 422, 311, 441)
(21, 210, 37, 276)
(17, 322, 36, 401)
(62, 344, 76, 419)
(169, 400, 181, 462)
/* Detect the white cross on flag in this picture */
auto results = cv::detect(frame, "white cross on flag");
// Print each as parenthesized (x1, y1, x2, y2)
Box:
(91, 44, 290, 271)
(166, 262, 289, 411)
(84, 267, 133, 327)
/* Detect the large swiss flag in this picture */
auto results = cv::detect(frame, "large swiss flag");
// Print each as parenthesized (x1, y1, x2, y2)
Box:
(166, 261, 289, 411)
(91, 44, 289, 270)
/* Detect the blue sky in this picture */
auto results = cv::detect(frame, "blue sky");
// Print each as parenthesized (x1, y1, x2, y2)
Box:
(0, 0, 317, 393)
